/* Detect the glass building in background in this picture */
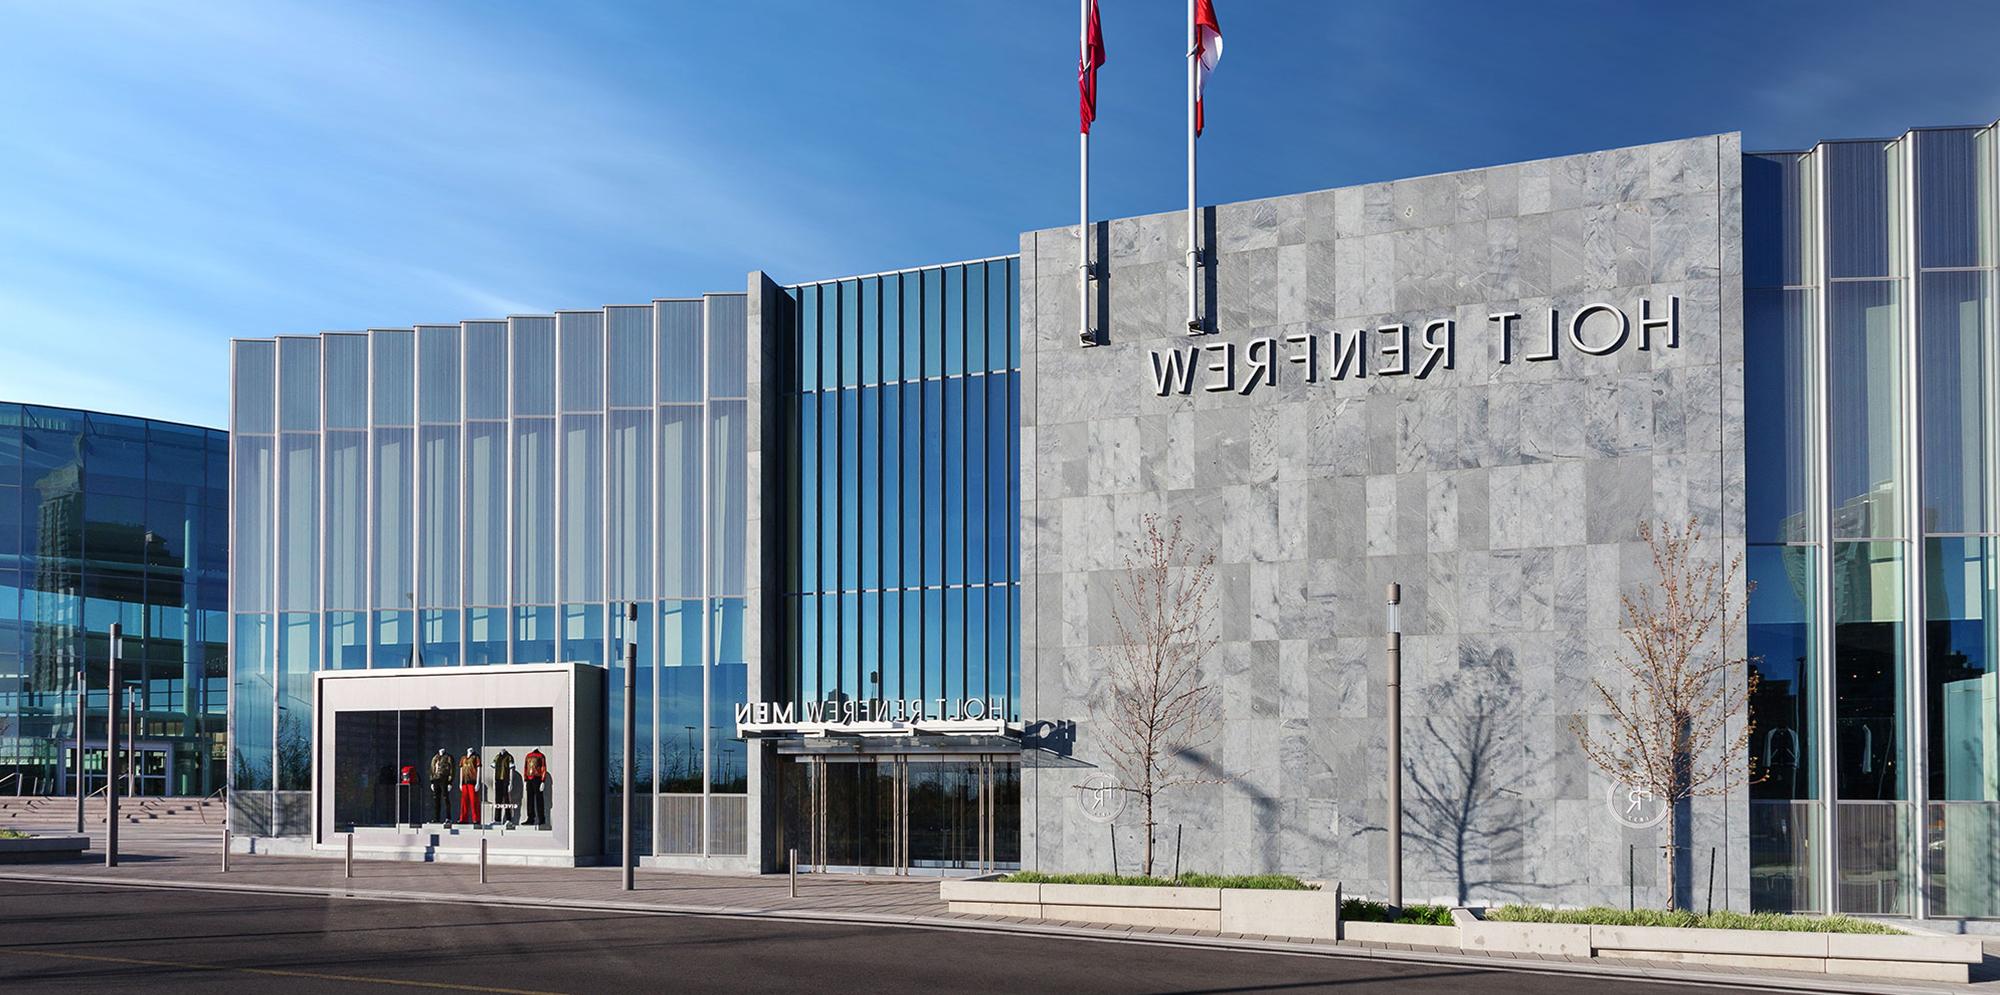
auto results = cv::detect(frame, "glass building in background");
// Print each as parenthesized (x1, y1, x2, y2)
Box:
(1744, 124, 2000, 917)
(0, 403, 228, 797)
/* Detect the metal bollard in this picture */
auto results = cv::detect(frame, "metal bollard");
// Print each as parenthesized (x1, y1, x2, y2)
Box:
(345, 832, 354, 880)
(222, 828, 231, 873)
(789, 848, 798, 898)
(479, 837, 488, 884)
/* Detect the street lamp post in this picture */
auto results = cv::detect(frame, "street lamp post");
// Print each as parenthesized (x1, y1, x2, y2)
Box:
(1385, 582, 1402, 909)
(126, 691, 136, 797)
(139, 530, 158, 799)
(74, 672, 86, 832)
(621, 601, 637, 892)
(107, 622, 121, 867)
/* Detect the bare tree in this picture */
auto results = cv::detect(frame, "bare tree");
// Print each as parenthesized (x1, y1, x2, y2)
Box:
(1570, 518, 1759, 910)
(1099, 513, 1222, 876)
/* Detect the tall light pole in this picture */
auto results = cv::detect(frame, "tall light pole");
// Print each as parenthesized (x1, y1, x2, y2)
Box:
(1385, 582, 1402, 909)
(74, 671, 86, 832)
(140, 530, 155, 797)
(125, 690, 136, 797)
(106, 622, 121, 867)
(621, 601, 636, 892)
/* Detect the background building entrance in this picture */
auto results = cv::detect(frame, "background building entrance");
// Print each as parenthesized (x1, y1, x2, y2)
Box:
(779, 754, 1019, 874)
(61, 745, 173, 797)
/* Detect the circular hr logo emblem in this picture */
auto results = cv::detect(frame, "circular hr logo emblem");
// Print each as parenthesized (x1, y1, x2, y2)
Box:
(1607, 781, 1668, 830)
(1077, 773, 1126, 824)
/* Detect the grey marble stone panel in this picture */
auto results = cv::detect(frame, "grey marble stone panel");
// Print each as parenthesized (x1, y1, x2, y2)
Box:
(1019, 133, 1745, 908)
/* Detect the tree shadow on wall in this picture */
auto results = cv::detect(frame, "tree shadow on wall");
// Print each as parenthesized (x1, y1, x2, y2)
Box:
(1402, 657, 1534, 905)
(1359, 651, 1576, 905)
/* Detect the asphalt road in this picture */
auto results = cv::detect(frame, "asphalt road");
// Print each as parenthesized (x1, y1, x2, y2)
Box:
(0, 878, 1744, 995)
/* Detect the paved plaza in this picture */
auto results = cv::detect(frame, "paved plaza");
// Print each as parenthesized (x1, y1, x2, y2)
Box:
(2, 812, 1996, 995)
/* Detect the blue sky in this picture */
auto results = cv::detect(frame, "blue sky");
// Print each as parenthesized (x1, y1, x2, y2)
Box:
(4, 1, 1999, 428)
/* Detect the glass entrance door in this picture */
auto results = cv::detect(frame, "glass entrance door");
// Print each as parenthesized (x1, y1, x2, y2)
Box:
(908, 761, 980, 868)
(62, 747, 173, 796)
(782, 754, 1019, 874)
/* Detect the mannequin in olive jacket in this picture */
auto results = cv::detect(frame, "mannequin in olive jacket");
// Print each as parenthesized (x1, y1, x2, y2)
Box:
(491, 749, 516, 826)
(427, 749, 454, 824)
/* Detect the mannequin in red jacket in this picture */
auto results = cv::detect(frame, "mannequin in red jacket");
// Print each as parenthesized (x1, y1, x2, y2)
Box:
(457, 749, 481, 824)
(523, 748, 548, 826)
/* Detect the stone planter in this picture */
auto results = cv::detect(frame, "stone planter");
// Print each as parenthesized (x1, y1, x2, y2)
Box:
(1339, 920, 1461, 946)
(939, 878, 1339, 940)
(1452, 908, 1591, 956)
(1456, 909, 1985, 984)
(0, 834, 89, 861)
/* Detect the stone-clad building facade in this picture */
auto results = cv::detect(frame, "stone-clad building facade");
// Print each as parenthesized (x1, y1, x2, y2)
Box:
(1018, 134, 1748, 908)
(232, 121, 2000, 919)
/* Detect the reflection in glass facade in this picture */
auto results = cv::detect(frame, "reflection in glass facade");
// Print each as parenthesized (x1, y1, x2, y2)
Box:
(0, 403, 228, 796)
(230, 298, 749, 850)
(773, 259, 1024, 873)
(1746, 125, 2000, 917)
(782, 259, 1022, 721)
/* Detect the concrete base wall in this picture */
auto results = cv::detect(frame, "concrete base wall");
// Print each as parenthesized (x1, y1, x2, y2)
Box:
(1453, 910, 1982, 984)
(941, 880, 1339, 940)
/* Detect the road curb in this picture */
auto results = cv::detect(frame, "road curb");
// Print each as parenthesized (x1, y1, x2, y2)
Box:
(0, 869, 1973, 995)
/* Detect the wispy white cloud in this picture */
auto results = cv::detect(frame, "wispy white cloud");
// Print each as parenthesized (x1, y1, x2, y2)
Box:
(0, 0, 865, 426)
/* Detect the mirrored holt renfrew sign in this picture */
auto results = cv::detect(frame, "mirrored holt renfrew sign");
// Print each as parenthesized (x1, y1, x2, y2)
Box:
(735, 696, 1014, 736)
(1147, 295, 1683, 397)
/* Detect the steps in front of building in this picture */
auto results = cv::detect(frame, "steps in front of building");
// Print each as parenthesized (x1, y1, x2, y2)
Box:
(0, 795, 223, 828)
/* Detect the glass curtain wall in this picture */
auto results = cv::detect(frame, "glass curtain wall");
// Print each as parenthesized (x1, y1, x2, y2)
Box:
(1823, 139, 1914, 916)
(1744, 150, 1823, 912)
(1748, 127, 2000, 917)
(1914, 126, 2000, 918)
(232, 341, 277, 801)
(228, 297, 753, 858)
(651, 294, 749, 858)
(783, 259, 1021, 722)
(0, 404, 226, 797)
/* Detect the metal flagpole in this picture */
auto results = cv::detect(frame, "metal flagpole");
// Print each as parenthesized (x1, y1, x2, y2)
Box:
(1079, 0, 1092, 347)
(1186, 0, 1199, 335)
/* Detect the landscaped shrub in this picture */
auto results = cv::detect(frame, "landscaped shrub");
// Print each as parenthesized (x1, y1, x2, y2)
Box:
(1000, 871, 1313, 891)
(1340, 899, 1453, 925)
(1483, 905, 1898, 934)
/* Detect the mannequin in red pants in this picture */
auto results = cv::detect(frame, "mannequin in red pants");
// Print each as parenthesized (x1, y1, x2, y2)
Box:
(457, 749, 481, 824)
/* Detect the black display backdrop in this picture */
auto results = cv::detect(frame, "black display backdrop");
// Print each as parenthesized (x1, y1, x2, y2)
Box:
(331, 706, 554, 831)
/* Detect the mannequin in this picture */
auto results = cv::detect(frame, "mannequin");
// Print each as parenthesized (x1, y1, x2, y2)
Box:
(492, 749, 516, 827)
(523, 747, 548, 826)
(399, 764, 415, 826)
(427, 749, 453, 824)
(458, 748, 481, 825)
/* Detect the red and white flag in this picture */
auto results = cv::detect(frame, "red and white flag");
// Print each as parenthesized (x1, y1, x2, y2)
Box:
(1193, 0, 1221, 135)
(1079, 0, 1106, 134)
